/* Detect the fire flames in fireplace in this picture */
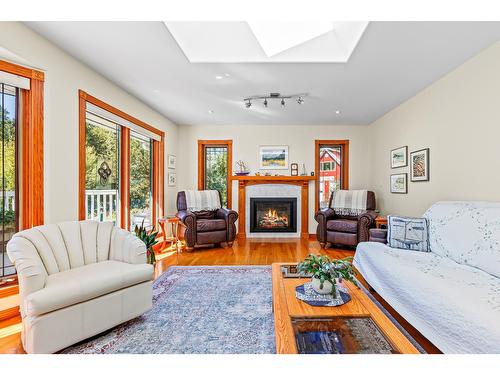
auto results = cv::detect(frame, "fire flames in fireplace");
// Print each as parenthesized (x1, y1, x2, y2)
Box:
(259, 208, 289, 228)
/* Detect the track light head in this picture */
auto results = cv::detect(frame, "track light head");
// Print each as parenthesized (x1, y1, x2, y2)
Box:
(245, 100, 252, 108)
(263, 99, 268, 107)
(297, 96, 304, 105)
(281, 98, 285, 107)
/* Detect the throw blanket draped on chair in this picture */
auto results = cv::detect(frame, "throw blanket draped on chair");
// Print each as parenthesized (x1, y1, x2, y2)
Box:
(184, 190, 222, 211)
(330, 190, 368, 216)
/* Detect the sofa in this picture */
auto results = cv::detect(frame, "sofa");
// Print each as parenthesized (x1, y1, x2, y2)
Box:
(7, 220, 153, 354)
(354, 201, 500, 353)
(315, 190, 377, 248)
(176, 190, 238, 250)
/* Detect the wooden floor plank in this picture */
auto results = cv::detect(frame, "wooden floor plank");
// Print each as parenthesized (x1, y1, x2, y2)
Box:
(0, 237, 438, 354)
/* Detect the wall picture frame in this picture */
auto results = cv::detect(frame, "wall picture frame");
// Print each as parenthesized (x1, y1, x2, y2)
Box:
(259, 145, 289, 170)
(410, 148, 430, 182)
(167, 154, 176, 169)
(390, 173, 408, 194)
(168, 172, 176, 186)
(390, 146, 408, 168)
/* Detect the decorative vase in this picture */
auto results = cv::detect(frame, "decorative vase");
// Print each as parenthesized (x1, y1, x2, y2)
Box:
(311, 277, 336, 295)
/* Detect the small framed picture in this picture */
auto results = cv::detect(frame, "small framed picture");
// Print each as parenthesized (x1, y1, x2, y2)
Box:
(390, 146, 408, 168)
(290, 162, 298, 176)
(168, 172, 176, 186)
(259, 145, 289, 170)
(167, 154, 176, 169)
(390, 173, 407, 194)
(410, 148, 430, 182)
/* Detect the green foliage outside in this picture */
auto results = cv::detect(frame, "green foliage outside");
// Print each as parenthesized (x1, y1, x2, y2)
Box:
(85, 122, 152, 222)
(205, 151, 228, 207)
(0, 105, 17, 226)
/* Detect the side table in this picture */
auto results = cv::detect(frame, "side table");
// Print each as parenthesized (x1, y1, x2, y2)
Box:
(158, 216, 182, 253)
(374, 215, 388, 229)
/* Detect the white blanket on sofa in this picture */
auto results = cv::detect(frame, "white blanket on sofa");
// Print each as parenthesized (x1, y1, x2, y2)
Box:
(354, 242, 500, 353)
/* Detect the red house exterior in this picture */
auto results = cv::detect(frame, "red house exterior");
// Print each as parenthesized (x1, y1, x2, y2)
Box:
(319, 147, 342, 208)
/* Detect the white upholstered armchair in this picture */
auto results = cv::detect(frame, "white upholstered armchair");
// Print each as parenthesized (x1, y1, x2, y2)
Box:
(7, 220, 154, 354)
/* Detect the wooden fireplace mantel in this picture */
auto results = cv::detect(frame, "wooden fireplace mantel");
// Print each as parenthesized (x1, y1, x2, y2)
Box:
(230, 175, 315, 239)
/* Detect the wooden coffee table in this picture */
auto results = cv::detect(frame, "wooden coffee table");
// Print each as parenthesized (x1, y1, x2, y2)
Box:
(272, 263, 419, 354)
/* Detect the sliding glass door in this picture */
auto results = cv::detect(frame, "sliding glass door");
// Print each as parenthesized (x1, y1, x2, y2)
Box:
(0, 83, 18, 279)
(130, 131, 152, 229)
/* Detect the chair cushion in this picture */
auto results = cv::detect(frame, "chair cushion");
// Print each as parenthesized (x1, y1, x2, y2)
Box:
(24, 260, 153, 316)
(196, 219, 226, 232)
(326, 219, 358, 233)
(194, 210, 217, 220)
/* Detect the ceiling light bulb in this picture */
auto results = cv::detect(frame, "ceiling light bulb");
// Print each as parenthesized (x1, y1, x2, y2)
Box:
(263, 99, 268, 107)
(281, 99, 285, 107)
(208, 110, 214, 114)
(335, 110, 341, 115)
(215, 75, 223, 80)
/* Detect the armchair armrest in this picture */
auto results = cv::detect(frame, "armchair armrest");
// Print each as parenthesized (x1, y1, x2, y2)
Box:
(110, 227, 148, 265)
(315, 208, 335, 244)
(369, 228, 388, 243)
(176, 210, 197, 247)
(216, 208, 238, 242)
(358, 210, 377, 242)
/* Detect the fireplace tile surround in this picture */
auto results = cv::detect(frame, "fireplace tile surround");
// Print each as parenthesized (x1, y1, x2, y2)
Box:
(231, 175, 315, 239)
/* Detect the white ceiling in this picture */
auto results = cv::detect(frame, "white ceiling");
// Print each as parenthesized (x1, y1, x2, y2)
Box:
(26, 21, 500, 126)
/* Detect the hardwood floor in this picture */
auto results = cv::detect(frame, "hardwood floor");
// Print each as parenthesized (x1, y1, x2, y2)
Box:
(0, 237, 439, 354)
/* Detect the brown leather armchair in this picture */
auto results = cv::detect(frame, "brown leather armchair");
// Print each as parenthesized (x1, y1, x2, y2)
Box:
(315, 191, 377, 248)
(176, 191, 238, 250)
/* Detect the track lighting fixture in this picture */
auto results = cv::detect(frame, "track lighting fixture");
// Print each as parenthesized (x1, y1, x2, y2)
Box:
(243, 92, 307, 109)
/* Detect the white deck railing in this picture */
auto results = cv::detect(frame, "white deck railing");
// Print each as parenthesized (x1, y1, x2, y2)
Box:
(0, 191, 15, 211)
(85, 189, 118, 221)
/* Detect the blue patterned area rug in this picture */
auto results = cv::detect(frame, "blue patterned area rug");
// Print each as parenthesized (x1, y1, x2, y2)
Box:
(62, 266, 275, 354)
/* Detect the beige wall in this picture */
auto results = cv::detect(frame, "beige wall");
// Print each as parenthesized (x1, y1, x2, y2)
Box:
(0, 22, 179, 223)
(178, 124, 372, 232)
(368, 41, 500, 216)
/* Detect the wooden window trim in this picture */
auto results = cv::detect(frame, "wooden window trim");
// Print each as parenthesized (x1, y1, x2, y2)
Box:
(197, 140, 233, 209)
(78, 90, 165, 230)
(0, 60, 45, 230)
(314, 140, 349, 212)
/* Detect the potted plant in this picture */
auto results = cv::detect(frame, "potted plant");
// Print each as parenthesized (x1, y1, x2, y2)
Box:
(297, 254, 357, 297)
(134, 220, 159, 265)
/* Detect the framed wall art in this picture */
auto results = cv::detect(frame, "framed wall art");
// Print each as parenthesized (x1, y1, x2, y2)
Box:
(410, 148, 430, 181)
(391, 146, 408, 168)
(259, 145, 289, 170)
(390, 173, 408, 194)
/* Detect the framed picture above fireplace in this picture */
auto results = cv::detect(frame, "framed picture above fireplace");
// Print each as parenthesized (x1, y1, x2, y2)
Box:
(259, 145, 289, 170)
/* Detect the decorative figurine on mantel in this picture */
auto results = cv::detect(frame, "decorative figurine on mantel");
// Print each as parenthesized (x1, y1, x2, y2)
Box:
(300, 163, 307, 176)
(234, 160, 250, 176)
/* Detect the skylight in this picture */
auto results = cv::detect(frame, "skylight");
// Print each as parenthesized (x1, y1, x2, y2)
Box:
(164, 21, 368, 63)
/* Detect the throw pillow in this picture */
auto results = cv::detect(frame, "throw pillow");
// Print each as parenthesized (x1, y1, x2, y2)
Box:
(387, 216, 430, 252)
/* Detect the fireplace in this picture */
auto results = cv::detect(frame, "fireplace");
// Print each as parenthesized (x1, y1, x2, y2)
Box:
(250, 197, 297, 233)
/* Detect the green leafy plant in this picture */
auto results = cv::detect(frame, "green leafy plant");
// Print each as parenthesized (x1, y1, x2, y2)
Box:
(297, 254, 358, 297)
(134, 220, 158, 265)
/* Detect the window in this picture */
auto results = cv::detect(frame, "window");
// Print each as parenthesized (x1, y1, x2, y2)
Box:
(130, 131, 152, 229)
(1, 84, 18, 278)
(0, 60, 44, 284)
(315, 140, 349, 210)
(79, 91, 164, 231)
(84, 115, 120, 224)
(198, 140, 233, 208)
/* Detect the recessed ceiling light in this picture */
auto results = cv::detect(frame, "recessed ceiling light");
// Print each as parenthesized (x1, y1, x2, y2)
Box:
(224, 73, 231, 77)
(215, 75, 224, 80)
(208, 110, 214, 114)
(335, 110, 341, 115)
